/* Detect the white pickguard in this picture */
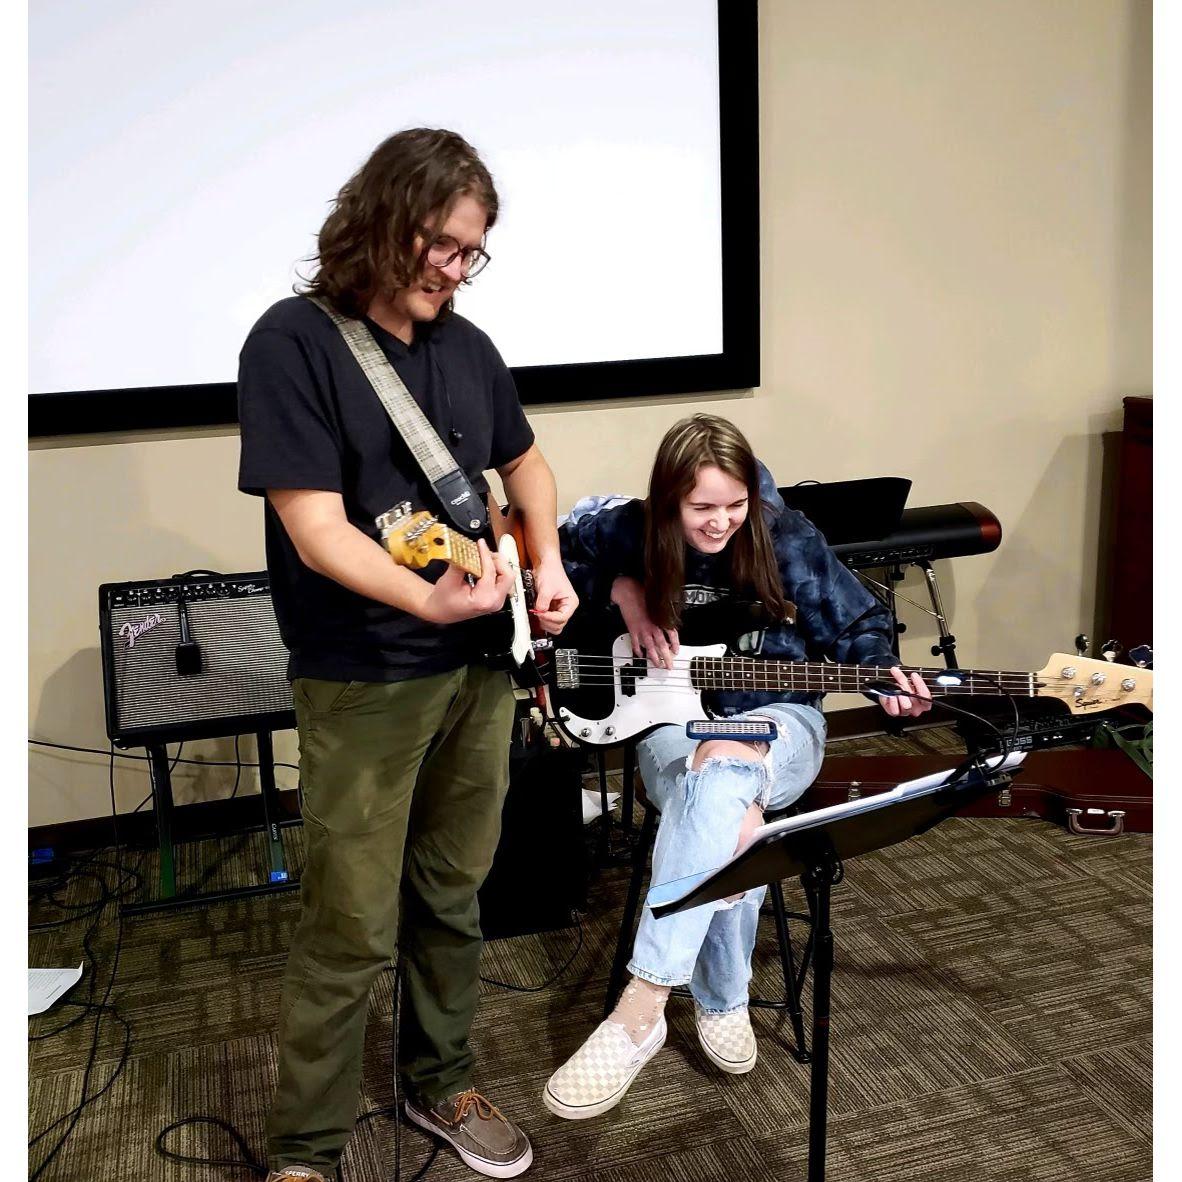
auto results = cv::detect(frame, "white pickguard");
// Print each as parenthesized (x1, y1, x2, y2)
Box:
(555, 635, 728, 745)
(497, 533, 532, 668)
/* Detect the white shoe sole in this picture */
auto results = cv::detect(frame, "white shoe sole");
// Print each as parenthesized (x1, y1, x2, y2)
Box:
(697, 1030, 757, 1075)
(542, 1030, 667, 1120)
(403, 1102, 534, 1179)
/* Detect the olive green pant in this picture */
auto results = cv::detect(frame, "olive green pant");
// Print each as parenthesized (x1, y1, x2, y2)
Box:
(267, 665, 516, 1172)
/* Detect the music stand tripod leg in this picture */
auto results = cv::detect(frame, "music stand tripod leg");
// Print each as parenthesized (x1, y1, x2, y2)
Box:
(145, 744, 177, 900)
(803, 858, 841, 1182)
(255, 731, 289, 884)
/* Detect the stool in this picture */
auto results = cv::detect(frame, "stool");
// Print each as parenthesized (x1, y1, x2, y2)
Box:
(603, 780, 814, 1062)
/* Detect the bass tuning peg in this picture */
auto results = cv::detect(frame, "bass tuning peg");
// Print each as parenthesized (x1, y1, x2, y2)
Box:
(1074, 634, 1090, 657)
(1101, 638, 1122, 662)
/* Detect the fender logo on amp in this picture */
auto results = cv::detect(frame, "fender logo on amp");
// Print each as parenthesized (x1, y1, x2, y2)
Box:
(119, 613, 164, 648)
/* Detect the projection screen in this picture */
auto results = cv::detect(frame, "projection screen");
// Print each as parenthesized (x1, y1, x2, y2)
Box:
(29, 0, 757, 436)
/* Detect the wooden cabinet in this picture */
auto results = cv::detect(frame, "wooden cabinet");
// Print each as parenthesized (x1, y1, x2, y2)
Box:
(1106, 396, 1152, 651)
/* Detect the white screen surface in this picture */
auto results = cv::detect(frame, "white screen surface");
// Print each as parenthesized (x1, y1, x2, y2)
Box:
(30, 0, 722, 394)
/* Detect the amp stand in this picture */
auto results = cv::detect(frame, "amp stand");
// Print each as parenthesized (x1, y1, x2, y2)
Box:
(124, 729, 299, 916)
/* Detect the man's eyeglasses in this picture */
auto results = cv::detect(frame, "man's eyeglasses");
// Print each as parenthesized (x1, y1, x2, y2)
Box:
(421, 232, 491, 280)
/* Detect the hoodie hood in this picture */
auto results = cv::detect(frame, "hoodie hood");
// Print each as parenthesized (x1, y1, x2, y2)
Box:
(757, 461, 786, 525)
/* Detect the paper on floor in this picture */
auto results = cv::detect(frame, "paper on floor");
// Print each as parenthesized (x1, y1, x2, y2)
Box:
(582, 788, 620, 825)
(28, 963, 84, 1016)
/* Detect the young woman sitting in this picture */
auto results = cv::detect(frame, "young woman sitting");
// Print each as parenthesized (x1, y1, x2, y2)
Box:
(543, 413, 930, 1120)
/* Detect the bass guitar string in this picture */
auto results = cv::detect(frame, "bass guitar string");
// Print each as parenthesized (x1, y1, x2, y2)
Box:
(561, 655, 1049, 688)
(562, 663, 1042, 684)
(560, 671, 1047, 694)
(562, 682, 1057, 703)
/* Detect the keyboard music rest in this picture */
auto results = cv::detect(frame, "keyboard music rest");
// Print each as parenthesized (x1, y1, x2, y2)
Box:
(830, 501, 1002, 570)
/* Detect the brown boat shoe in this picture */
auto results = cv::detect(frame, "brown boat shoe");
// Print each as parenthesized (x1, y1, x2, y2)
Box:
(405, 1086, 533, 1177)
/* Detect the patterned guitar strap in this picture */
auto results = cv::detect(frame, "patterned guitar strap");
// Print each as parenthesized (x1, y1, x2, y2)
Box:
(308, 296, 490, 537)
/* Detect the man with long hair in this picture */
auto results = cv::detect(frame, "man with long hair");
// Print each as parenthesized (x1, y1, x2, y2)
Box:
(237, 128, 576, 1180)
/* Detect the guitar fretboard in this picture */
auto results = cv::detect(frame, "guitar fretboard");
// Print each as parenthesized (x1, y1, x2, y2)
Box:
(446, 532, 483, 578)
(689, 658, 1038, 697)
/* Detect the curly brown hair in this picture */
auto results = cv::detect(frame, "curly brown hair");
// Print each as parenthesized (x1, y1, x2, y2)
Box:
(299, 128, 498, 317)
(644, 414, 790, 632)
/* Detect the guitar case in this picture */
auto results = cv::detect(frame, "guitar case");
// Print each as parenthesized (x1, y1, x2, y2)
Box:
(806, 749, 1152, 836)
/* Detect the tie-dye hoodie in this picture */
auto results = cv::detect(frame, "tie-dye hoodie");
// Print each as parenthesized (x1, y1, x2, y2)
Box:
(558, 463, 899, 714)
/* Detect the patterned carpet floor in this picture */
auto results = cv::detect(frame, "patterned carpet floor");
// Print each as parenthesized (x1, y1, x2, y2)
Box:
(28, 726, 1151, 1180)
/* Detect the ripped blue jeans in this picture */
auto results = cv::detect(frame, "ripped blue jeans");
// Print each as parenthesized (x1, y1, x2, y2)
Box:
(628, 702, 827, 1014)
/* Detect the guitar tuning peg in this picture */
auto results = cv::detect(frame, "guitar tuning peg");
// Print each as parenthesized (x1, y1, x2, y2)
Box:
(1101, 639, 1122, 663)
(1074, 634, 1090, 657)
(1128, 644, 1153, 669)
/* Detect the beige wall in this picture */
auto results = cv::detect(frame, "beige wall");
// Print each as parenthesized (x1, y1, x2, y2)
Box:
(28, 0, 1151, 827)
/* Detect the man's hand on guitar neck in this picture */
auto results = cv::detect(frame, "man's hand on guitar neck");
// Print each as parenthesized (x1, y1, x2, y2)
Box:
(422, 539, 515, 624)
(267, 489, 513, 626)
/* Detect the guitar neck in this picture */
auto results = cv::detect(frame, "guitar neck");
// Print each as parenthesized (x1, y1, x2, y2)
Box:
(439, 528, 483, 578)
(690, 657, 1038, 698)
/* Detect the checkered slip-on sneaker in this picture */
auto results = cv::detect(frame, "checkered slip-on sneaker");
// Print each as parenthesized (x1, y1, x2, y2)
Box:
(404, 1087, 533, 1178)
(266, 1169, 328, 1182)
(696, 1008, 757, 1074)
(542, 1015, 667, 1120)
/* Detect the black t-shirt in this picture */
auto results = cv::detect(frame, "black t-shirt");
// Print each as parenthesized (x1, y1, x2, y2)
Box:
(237, 296, 535, 682)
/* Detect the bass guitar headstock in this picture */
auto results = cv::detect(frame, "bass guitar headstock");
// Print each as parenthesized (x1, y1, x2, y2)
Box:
(1036, 653, 1153, 715)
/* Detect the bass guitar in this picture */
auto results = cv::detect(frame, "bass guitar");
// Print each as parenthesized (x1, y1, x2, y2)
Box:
(547, 634, 1153, 746)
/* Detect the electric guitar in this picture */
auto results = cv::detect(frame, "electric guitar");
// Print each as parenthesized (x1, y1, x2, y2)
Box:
(377, 500, 550, 693)
(547, 634, 1154, 746)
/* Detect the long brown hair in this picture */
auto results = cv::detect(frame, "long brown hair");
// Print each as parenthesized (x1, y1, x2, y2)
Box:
(298, 128, 499, 317)
(644, 414, 789, 631)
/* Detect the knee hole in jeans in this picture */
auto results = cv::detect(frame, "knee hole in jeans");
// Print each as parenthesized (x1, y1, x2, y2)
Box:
(689, 739, 768, 772)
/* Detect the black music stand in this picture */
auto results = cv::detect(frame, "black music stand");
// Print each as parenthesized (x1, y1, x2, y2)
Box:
(648, 751, 1026, 1182)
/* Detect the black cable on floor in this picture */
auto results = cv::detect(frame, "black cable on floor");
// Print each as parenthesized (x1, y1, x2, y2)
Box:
(29, 736, 301, 777)
(27, 747, 135, 1180)
(153, 1116, 268, 1176)
(479, 913, 585, 992)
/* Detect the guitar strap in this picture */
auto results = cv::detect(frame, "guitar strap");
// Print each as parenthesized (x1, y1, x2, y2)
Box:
(308, 296, 490, 538)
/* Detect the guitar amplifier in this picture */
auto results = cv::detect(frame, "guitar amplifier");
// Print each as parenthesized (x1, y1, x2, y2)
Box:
(99, 571, 296, 746)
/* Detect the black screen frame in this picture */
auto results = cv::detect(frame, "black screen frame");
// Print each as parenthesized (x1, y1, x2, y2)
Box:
(29, 0, 759, 439)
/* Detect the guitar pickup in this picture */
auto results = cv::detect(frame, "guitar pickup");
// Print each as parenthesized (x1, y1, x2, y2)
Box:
(619, 657, 648, 698)
(555, 650, 579, 689)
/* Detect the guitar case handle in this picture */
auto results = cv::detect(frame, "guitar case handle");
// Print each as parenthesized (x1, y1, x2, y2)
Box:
(1066, 808, 1126, 837)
